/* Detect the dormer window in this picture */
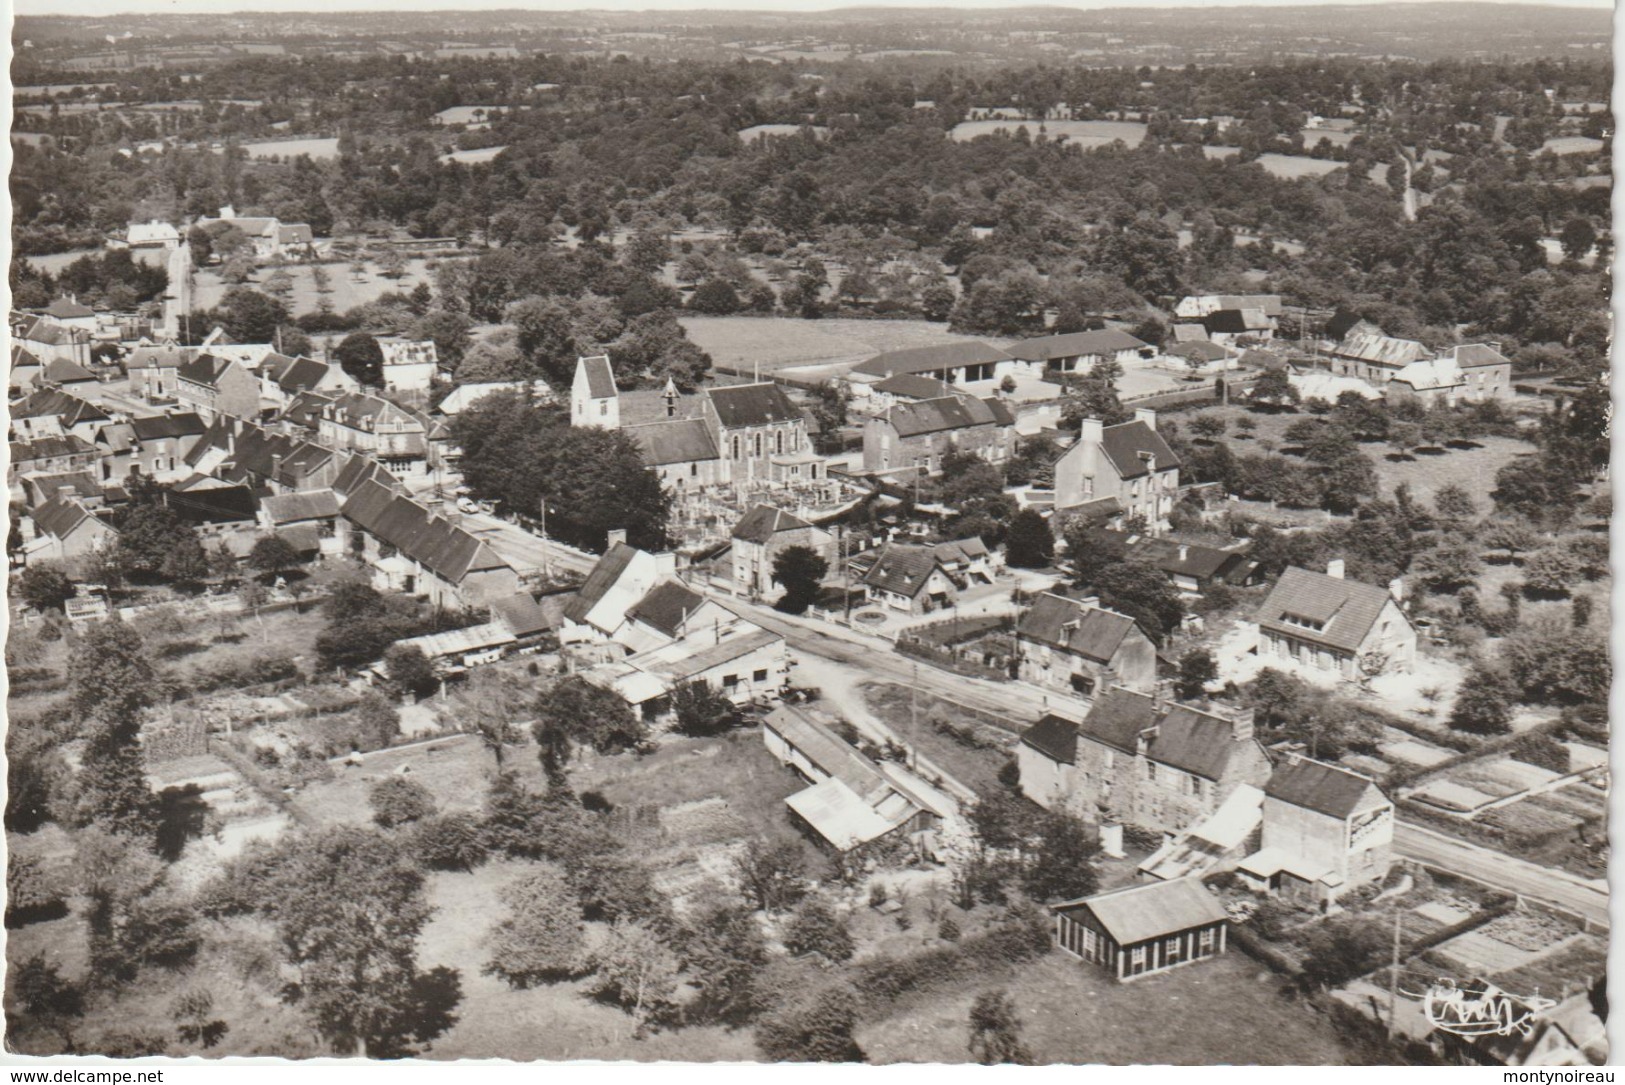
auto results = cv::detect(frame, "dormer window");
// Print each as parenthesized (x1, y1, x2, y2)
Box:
(1282, 612, 1326, 632)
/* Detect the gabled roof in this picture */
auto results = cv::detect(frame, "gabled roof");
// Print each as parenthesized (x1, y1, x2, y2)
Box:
(1203, 308, 1273, 334)
(1053, 877, 1228, 945)
(341, 478, 512, 584)
(124, 342, 192, 370)
(43, 357, 97, 384)
(883, 395, 1009, 438)
(260, 489, 340, 525)
(96, 422, 136, 453)
(1079, 529, 1249, 582)
(490, 592, 553, 637)
(45, 297, 95, 320)
(1265, 757, 1384, 818)
(130, 412, 206, 441)
(1099, 419, 1180, 479)
(562, 542, 639, 624)
(932, 536, 989, 565)
(1448, 343, 1511, 368)
(177, 352, 239, 388)
(707, 382, 802, 429)
(11, 344, 42, 369)
(1256, 565, 1402, 654)
(1021, 713, 1081, 765)
(165, 484, 258, 524)
(852, 340, 1010, 379)
(732, 504, 815, 544)
(32, 494, 105, 539)
(862, 543, 946, 599)
(1005, 329, 1148, 362)
(1017, 592, 1139, 662)
(764, 704, 896, 808)
(19, 320, 87, 348)
(625, 580, 706, 638)
(264, 354, 331, 395)
(21, 471, 100, 508)
(1332, 331, 1428, 368)
(331, 453, 398, 498)
(1390, 357, 1465, 391)
(1074, 686, 1257, 782)
(324, 391, 422, 429)
(282, 390, 336, 429)
(1170, 340, 1229, 362)
(873, 373, 956, 400)
(624, 418, 718, 466)
(11, 388, 108, 426)
(11, 434, 95, 462)
(578, 355, 616, 399)
(1170, 324, 1211, 344)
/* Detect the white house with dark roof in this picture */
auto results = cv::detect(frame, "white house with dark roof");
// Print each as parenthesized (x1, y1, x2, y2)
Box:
(1016, 688, 1272, 835)
(1004, 329, 1155, 376)
(1254, 561, 1415, 680)
(1051, 877, 1230, 981)
(858, 541, 960, 615)
(110, 220, 182, 250)
(1053, 409, 1180, 532)
(1174, 294, 1283, 320)
(730, 504, 835, 599)
(560, 541, 678, 645)
(1238, 755, 1393, 906)
(176, 352, 260, 422)
(572, 355, 620, 430)
(316, 392, 429, 474)
(26, 489, 117, 565)
(1015, 591, 1157, 698)
(379, 339, 440, 393)
(259, 353, 353, 410)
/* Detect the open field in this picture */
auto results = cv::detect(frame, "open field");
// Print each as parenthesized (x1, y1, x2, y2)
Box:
(234, 137, 341, 160)
(859, 949, 1370, 1064)
(679, 315, 1004, 378)
(950, 119, 1147, 147)
(442, 145, 508, 164)
(1254, 153, 1345, 179)
(191, 256, 439, 313)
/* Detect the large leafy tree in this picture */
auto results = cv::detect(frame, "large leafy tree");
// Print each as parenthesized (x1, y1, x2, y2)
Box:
(772, 545, 828, 614)
(113, 491, 209, 586)
(483, 863, 585, 988)
(533, 675, 645, 761)
(588, 920, 681, 1035)
(967, 990, 1035, 1065)
(69, 621, 163, 838)
(335, 331, 385, 387)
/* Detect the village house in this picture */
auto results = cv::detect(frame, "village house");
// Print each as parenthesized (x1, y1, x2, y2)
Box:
(1016, 688, 1273, 835)
(176, 352, 261, 422)
(259, 353, 354, 410)
(1254, 561, 1416, 680)
(1003, 329, 1156, 377)
(194, 206, 316, 260)
(258, 489, 342, 560)
(1015, 591, 1157, 697)
(852, 373, 958, 417)
(94, 412, 207, 485)
(560, 539, 681, 645)
(9, 435, 98, 499)
(339, 478, 521, 609)
(929, 536, 997, 585)
(108, 219, 181, 250)
(1200, 307, 1276, 346)
(316, 392, 430, 475)
(11, 388, 113, 445)
(1053, 409, 1180, 532)
(1051, 877, 1230, 982)
(10, 345, 44, 395)
(571, 355, 620, 429)
(40, 356, 100, 391)
(861, 394, 1015, 477)
(762, 703, 949, 854)
(845, 342, 1012, 399)
(378, 339, 439, 393)
(186, 417, 339, 494)
(15, 315, 93, 367)
(618, 579, 736, 654)
(1386, 344, 1513, 408)
(1073, 528, 1261, 593)
(40, 297, 100, 335)
(583, 615, 789, 716)
(1237, 756, 1394, 906)
(1326, 330, 1430, 383)
(1174, 294, 1283, 321)
(125, 342, 192, 402)
(858, 541, 961, 615)
(730, 504, 836, 600)
(26, 488, 117, 565)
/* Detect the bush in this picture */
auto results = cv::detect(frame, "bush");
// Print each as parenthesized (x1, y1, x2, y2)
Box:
(782, 898, 854, 962)
(410, 812, 490, 871)
(1510, 731, 1570, 774)
(483, 863, 585, 988)
(189, 654, 301, 694)
(369, 776, 437, 829)
(6, 852, 66, 927)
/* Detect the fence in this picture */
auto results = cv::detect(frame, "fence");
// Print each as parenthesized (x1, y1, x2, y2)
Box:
(894, 634, 1012, 682)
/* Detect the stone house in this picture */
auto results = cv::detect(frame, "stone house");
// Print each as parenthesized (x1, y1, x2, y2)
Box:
(1053, 409, 1180, 532)
(1237, 756, 1394, 906)
(1015, 591, 1157, 698)
(1254, 561, 1416, 680)
(730, 504, 835, 600)
(861, 394, 1015, 476)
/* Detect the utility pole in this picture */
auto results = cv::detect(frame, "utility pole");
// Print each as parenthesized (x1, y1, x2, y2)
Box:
(1387, 908, 1403, 1037)
(537, 500, 550, 579)
(841, 524, 852, 623)
(909, 660, 919, 771)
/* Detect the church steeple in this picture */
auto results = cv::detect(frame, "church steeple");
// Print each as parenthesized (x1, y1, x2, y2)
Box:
(571, 355, 620, 430)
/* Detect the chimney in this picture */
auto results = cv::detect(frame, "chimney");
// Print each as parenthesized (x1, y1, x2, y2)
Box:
(271, 453, 283, 480)
(1178, 545, 1189, 562)
(1134, 407, 1157, 431)
(57, 485, 77, 499)
(1080, 417, 1104, 449)
(1326, 558, 1345, 580)
(607, 528, 628, 549)
(1228, 706, 1256, 743)
(1136, 724, 1159, 756)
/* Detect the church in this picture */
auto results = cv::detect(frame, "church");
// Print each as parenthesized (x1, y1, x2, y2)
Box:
(570, 355, 825, 491)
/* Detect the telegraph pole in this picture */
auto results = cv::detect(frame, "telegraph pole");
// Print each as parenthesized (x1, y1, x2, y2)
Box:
(909, 660, 919, 771)
(1387, 909, 1403, 1037)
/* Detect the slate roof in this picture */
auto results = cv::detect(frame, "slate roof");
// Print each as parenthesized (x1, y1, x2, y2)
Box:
(19, 320, 88, 348)
(852, 341, 1010, 379)
(490, 592, 553, 637)
(331, 454, 398, 498)
(11, 434, 95, 462)
(177, 352, 238, 388)
(707, 382, 802, 429)
(1074, 686, 1254, 782)
(130, 413, 206, 441)
(124, 343, 192, 370)
(1017, 592, 1139, 663)
(260, 489, 340, 525)
(32, 495, 104, 539)
(165, 484, 258, 524)
(932, 537, 989, 565)
(563, 542, 639, 624)
(1079, 529, 1251, 583)
(1265, 757, 1382, 819)
(884, 395, 1009, 438)
(1100, 419, 1180, 479)
(282, 390, 336, 429)
(1256, 565, 1400, 654)
(873, 373, 957, 400)
(1170, 340, 1229, 362)
(861, 543, 945, 599)
(1332, 331, 1428, 368)
(45, 297, 95, 319)
(11, 388, 108, 426)
(96, 423, 135, 453)
(43, 357, 97, 384)
(264, 354, 331, 395)
(1005, 329, 1148, 362)
(1203, 308, 1273, 334)
(342, 478, 512, 584)
(1170, 324, 1211, 344)
(11, 344, 42, 369)
(21, 471, 99, 508)
(579, 355, 617, 399)
(624, 418, 718, 466)
(1021, 713, 1081, 765)
(1054, 877, 1228, 946)
(732, 504, 815, 544)
(221, 425, 335, 487)
(625, 580, 707, 638)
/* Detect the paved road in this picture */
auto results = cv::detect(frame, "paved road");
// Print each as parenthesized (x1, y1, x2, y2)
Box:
(1393, 823, 1608, 928)
(459, 511, 596, 578)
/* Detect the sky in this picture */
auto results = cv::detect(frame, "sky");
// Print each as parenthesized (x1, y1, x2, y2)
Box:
(11, 0, 1616, 15)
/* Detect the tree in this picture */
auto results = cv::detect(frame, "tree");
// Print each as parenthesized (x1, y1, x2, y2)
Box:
(1021, 810, 1100, 903)
(670, 680, 740, 737)
(335, 331, 385, 387)
(18, 563, 74, 612)
(688, 279, 742, 315)
(1448, 661, 1517, 735)
(1481, 517, 1539, 563)
(247, 534, 300, 579)
(69, 621, 163, 838)
(1502, 621, 1609, 705)
(1188, 414, 1226, 441)
(1493, 456, 1580, 524)
(1522, 548, 1581, 597)
(1432, 482, 1478, 524)
(411, 309, 474, 370)
(1250, 368, 1301, 408)
(209, 286, 288, 343)
(685, 896, 773, 1025)
(1175, 649, 1218, 700)
(587, 920, 681, 1034)
(484, 863, 585, 988)
(1560, 217, 1597, 261)
(462, 669, 528, 769)
(1004, 509, 1054, 569)
(114, 498, 209, 585)
(1301, 920, 1390, 989)
(411, 811, 489, 872)
(920, 280, 956, 322)
(1413, 541, 1484, 593)
(782, 898, 854, 962)
(353, 693, 401, 750)
(171, 989, 229, 1049)
(259, 826, 457, 1056)
(1087, 560, 1184, 644)
(369, 776, 437, 829)
(967, 990, 1034, 1065)
(732, 836, 810, 914)
(383, 643, 439, 699)
(10, 955, 85, 1050)
(533, 675, 644, 761)
(755, 983, 865, 1063)
(771, 545, 828, 613)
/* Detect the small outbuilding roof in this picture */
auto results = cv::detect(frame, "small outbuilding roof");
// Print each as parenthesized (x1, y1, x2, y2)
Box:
(1052, 877, 1229, 946)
